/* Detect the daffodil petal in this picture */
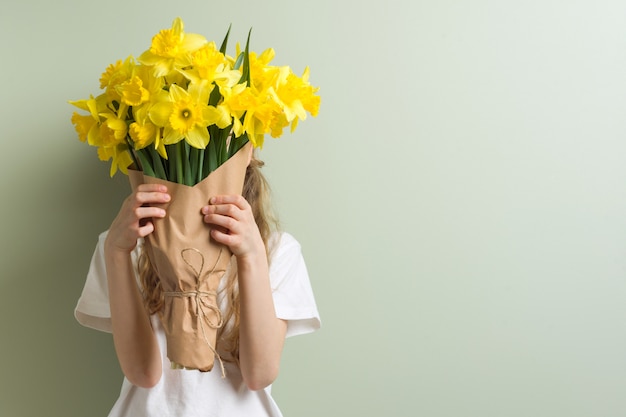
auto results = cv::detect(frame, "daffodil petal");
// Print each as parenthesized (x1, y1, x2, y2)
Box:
(186, 126, 209, 149)
(182, 33, 209, 52)
(162, 127, 183, 145)
(149, 101, 173, 126)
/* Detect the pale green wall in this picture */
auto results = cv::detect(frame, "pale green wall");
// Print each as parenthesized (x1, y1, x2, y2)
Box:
(2, 0, 626, 416)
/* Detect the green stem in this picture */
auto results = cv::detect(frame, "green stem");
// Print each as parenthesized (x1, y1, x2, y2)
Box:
(229, 133, 249, 159)
(183, 142, 193, 186)
(176, 142, 184, 185)
(204, 127, 218, 176)
(189, 145, 198, 184)
(135, 150, 155, 178)
(220, 128, 230, 165)
(125, 137, 140, 170)
(148, 146, 167, 180)
(168, 144, 178, 183)
(196, 145, 204, 183)
(215, 128, 224, 167)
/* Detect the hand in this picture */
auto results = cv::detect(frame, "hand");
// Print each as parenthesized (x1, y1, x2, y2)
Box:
(201, 195, 265, 259)
(105, 184, 170, 253)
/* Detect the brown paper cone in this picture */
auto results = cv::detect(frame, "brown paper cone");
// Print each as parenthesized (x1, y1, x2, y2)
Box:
(128, 142, 251, 372)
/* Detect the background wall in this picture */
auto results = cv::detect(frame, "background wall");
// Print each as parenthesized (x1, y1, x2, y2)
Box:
(1, 0, 626, 416)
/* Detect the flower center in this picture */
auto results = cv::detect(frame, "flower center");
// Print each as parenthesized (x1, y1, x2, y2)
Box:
(182, 109, 191, 119)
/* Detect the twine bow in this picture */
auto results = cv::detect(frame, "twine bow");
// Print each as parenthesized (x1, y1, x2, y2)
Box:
(163, 247, 226, 377)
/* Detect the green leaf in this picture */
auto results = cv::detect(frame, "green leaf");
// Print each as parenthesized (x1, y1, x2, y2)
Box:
(219, 24, 232, 54)
(208, 83, 223, 106)
(125, 137, 141, 170)
(183, 142, 193, 186)
(203, 129, 218, 177)
(195, 144, 204, 183)
(176, 142, 185, 185)
(168, 143, 180, 183)
(215, 128, 225, 166)
(148, 146, 167, 180)
(234, 52, 244, 70)
(238, 29, 252, 85)
(219, 127, 230, 165)
(189, 145, 199, 183)
(135, 150, 156, 178)
(229, 133, 249, 158)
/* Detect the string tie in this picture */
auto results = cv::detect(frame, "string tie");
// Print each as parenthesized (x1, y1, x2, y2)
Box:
(163, 247, 226, 377)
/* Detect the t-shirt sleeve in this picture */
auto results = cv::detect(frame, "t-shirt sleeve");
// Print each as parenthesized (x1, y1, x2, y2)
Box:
(269, 232, 321, 338)
(75, 230, 143, 333)
(74, 231, 113, 333)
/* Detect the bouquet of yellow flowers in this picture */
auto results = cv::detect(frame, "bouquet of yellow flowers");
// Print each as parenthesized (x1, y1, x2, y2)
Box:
(70, 17, 319, 183)
(70, 18, 320, 373)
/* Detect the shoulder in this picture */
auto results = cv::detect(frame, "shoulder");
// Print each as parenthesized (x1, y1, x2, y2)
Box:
(266, 231, 321, 336)
(97, 229, 108, 242)
(269, 231, 301, 253)
(267, 231, 308, 284)
(268, 231, 303, 264)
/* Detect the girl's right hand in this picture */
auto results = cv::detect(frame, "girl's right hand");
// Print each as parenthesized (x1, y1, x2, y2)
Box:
(105, 184, 170, 254)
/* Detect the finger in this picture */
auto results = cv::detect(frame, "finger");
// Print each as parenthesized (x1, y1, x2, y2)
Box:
(203, 212, 237, 232)
(209, 195, 249, 210)
(211, 225, 230, 235)
(134, 190, 171, 206)
(136, 183, 168, 193)
(137, 221, 155, 237)
(202, 202, 240, 219)
(134, 206, 166, 220)
(210, 227, 237, 247)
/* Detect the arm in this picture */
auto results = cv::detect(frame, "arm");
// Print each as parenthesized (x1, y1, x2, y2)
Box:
(202, 195, 287, 391)
(104, 183, 170, 388)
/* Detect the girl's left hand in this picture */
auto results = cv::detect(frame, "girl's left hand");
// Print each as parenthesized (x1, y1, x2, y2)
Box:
(201, 195, 265, 259)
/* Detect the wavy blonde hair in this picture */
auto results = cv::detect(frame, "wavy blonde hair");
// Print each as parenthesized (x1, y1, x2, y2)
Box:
(137, 154, 278, 365)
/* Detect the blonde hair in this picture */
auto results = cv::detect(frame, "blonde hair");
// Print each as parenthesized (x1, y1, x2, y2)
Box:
(138, 153, 278, 365)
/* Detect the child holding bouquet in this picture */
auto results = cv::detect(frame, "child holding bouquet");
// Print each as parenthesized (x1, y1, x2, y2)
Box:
(74, 146, 321, 416)
(71, 18, 321, 416)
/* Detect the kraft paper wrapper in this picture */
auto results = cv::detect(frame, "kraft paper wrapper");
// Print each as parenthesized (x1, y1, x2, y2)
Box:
(128, 142, 250, 372)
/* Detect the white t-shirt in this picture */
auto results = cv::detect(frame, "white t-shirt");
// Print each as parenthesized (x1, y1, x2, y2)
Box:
(75, 230, 321, 417)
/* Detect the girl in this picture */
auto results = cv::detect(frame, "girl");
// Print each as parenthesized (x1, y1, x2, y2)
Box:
(75, 148, 321, 417)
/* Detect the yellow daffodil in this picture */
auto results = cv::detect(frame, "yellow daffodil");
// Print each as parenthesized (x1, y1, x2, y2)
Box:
(138, 18, 207, 77)
(273, 66, 320, 124)
(218, 83, 255, 138)
(99, 113, 128, 146)
(249, 49, 279, 90)
(129, 105, 167, 158)
(116, 75, 149, 106)
(69, 95, 100, 143)
(244, 92, 284, 146)
(135, 64, 165, 95)
(245, 50, 320, 140)
(150, 82, 225, 149)
(97, 144, 133, 176)
(100, 56, 136, 102)
(71, 112, 96, 143)
(70, 94, 124, 147)
(187, 43, 228, 82)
